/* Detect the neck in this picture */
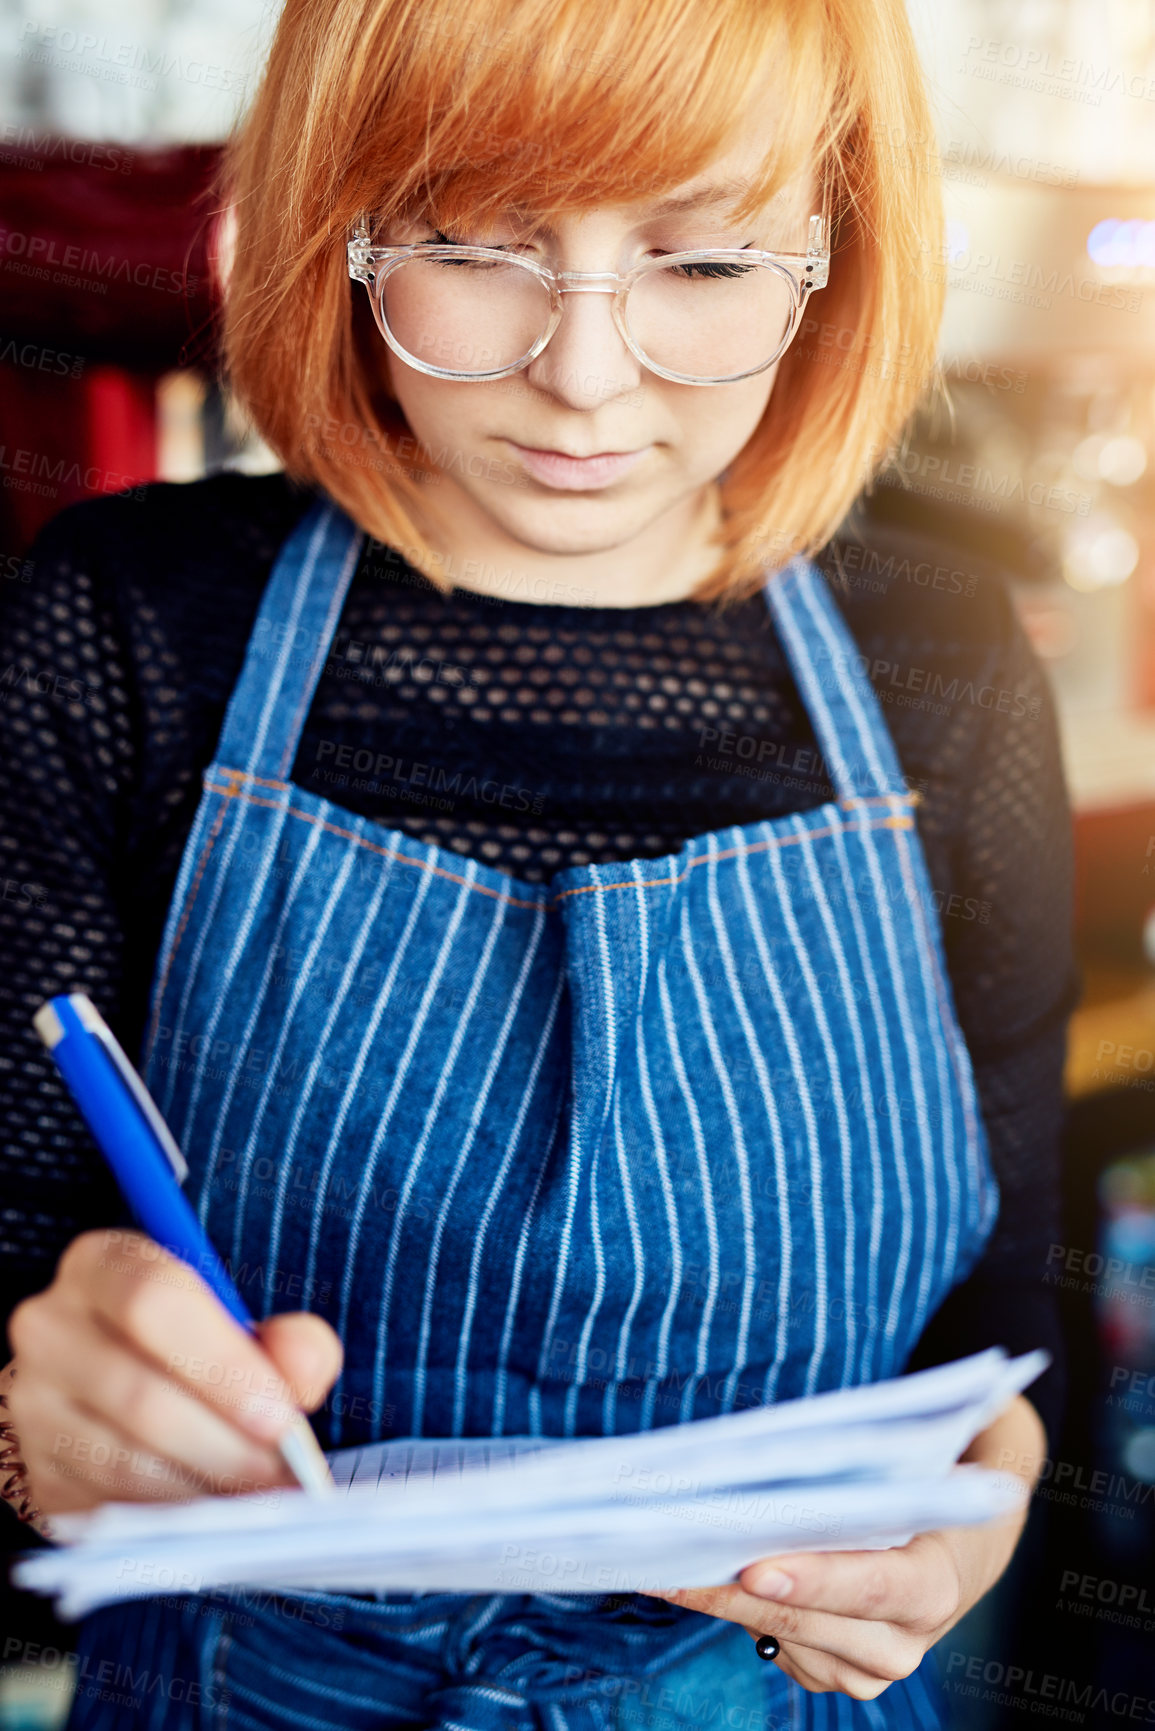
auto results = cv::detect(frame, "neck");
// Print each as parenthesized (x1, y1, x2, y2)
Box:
(405, 479, 726, 609)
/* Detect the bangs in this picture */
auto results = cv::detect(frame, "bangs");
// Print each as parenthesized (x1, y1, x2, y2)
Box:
(326, 0, 854, 242)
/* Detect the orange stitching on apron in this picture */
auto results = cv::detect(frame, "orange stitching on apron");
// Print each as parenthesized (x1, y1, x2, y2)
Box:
(553, 817, 914, 900)
(200, 772, 915, 911)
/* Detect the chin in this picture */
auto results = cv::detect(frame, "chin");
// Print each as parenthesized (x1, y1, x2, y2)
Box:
(501, 522, 641, 560)
(495, 497, 653, 553)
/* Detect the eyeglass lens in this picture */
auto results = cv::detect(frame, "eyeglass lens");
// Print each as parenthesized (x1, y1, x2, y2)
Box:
(377, 254, 797, 380)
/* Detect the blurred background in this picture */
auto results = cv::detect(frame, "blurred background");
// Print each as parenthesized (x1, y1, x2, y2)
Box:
(0, 0, 1154, 1724)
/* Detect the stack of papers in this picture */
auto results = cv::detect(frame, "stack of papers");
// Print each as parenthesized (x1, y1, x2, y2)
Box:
(15, 1347, 1046, 1619)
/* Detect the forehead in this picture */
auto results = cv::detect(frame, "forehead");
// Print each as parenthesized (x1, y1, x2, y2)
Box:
(479, 161, 818, 243)
(662, 90, 820, 218)
(634, 157, 818, 228)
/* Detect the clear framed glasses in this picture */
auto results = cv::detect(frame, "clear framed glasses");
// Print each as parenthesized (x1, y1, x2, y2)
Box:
(347, 212, 830, 386)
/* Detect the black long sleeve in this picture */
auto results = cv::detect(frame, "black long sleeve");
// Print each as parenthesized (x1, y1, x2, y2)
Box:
(896, 569, 1076, 1446)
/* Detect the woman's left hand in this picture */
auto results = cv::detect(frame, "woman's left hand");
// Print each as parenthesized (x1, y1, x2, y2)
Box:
(645, 1393, 1047, 1701)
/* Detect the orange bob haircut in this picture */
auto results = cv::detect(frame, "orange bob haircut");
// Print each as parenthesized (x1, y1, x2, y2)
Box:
(220, 0, 944, 600)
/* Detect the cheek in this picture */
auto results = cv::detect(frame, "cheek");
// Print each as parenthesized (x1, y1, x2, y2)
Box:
(679, 370, 779, 467)
(730, 365, 780, 434)
(388, 366, 495, 447)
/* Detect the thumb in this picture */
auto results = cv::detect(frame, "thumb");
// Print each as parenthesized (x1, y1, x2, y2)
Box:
(255, 1312, 344, 1413)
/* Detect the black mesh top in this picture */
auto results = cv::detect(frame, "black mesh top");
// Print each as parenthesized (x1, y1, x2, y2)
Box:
(0, 471, 1080, 1448)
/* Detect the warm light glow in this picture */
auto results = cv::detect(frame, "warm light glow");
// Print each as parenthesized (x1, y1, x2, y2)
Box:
(1062, 518, 1140, 590)
(1098, 436, 1148, 487)
(1073, 433, 1149, 486)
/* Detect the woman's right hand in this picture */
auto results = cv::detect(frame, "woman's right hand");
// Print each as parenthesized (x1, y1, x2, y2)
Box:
(4, 1228, 343, 1518)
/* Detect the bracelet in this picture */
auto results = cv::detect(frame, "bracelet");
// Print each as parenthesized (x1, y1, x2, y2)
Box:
(0, 1372, 44, 1528)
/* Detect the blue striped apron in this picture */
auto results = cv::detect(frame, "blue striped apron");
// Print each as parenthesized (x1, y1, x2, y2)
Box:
(65, 496, 998, 1731)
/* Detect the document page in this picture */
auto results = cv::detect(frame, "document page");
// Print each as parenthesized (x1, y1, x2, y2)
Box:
(14, 1347, 1047, 1620)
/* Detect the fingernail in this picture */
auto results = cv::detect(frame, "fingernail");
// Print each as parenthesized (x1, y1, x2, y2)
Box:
(748, 1568, 794, 1600)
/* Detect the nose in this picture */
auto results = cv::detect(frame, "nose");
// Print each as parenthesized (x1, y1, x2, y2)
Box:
(521, 277, 644, 409)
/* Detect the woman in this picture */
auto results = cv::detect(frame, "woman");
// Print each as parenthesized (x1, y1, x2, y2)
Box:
(0, 0, 1077, 1724)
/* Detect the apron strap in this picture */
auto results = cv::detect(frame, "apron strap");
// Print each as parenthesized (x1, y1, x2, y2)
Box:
(215, 496, 366, 781)
(763, 556, 912, 806)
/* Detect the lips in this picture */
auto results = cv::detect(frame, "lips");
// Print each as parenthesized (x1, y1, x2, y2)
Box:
(528, 447, 635, 459)
(506, 441, 651, 491)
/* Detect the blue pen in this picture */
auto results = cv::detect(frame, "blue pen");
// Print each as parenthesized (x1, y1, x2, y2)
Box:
(32, 991, 335, 1498)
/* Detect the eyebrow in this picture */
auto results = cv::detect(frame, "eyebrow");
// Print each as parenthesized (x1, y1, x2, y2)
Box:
(489, 177, 762, 228)
(643, 178, 760, 217)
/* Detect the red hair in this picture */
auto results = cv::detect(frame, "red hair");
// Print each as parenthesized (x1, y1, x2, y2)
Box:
(220, 0, 945, 598)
